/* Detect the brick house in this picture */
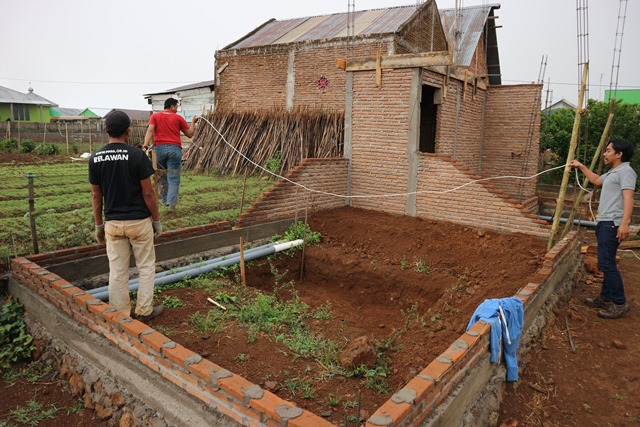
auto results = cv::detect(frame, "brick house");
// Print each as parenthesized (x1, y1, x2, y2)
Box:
(216, 1, 546, 236)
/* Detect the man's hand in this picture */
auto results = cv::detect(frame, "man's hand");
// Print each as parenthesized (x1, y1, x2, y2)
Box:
(617, 223, 631, 242)
(95, 224, 105, 244)
(569, 160, 583, 169)
(192, 115, 199, 124)
(152, 220, 163, 238)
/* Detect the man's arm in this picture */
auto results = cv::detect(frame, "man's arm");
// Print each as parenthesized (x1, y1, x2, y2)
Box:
(569, 160, 603, 186)
(91, 184, 104, 226)
(182, 116, 199, 138)
(143, 124, 155, 149)
(617, 188, 635, 241)
(141, 177, 160, 221)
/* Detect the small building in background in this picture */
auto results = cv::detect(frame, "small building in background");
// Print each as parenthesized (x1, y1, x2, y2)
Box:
(542, 99, 576, 116)
(143, 80, 215, 123)
(0, 85, 57, 123)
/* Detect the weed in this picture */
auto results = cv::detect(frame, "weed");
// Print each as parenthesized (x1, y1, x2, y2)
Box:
(153, 325, 174, 337)
(271, 222, 322, 246)
(3, 360, 53, 384)
(342, 400, 358, 410)
(430, 313, 441, 324)
(326, 393, 341, 406)
(400, 256, 409, 270)
(609, 393, 626, 400)
(10, 400, 59, 425)
(188, 311, 226, 333)
(313, 301, 333, 320)
(235, 353, 247, 361)
(0, 299, 34, 368)
(401, 302, 426, 328)
(67, 399, 84, 415)
(266, 150, 282, 175)
(162, 295, 185, 308)
(247, 331, 259, 344)
(414, 256, 431, 274)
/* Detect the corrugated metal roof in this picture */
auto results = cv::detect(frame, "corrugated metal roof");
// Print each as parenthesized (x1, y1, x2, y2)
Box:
(440, 4, 497, 66)
(52, 107, 84, 117)
(0, 85, 57, 106)
(224, 4, 499, 68)
(143, 80, 215, 97)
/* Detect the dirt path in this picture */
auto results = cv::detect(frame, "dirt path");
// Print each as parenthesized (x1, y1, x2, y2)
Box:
(499, 229, 640, 426)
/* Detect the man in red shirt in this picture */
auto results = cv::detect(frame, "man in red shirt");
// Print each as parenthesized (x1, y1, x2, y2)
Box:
(143, 98, 198, 212)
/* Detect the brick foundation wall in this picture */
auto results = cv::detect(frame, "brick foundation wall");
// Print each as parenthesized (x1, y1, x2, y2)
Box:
(235, 158, 349, 228)
(9, 223, 580, 426)
(482, 84, 542, 202)
(416, 154, 549, 237)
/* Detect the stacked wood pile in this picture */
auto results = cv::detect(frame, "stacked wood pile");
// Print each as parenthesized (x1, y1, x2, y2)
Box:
(182, 107, 344, 176)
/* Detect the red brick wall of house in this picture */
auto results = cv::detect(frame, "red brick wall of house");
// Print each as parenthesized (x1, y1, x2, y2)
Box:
(482, 84, 542, 202)
(422, 69, 486, 173)
(349, 68, 415, 215)
(401, 1, 448, 52)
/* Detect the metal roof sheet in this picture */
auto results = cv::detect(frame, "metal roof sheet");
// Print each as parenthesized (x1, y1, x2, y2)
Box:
(0, 85, 57, 106)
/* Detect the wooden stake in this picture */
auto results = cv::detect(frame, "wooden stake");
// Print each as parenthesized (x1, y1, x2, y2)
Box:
(239, 171, 248, 214)
(547, 62, 589, 251)
(240, 237, 246, 286)
(27, 173, 39, 254)
(294, 187, 299, 226)
(299, 194, 309, 281)
(207, 297, 227, 311)
(65, 122, 69, 155)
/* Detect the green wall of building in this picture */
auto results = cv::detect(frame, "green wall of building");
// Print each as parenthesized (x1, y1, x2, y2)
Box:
(605, 89, 640, 104)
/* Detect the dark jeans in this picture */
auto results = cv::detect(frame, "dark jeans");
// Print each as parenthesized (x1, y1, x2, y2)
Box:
(596, 221, 626, 304)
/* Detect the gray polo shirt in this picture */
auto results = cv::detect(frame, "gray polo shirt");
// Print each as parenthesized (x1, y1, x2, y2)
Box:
(597, 162, 637, 225)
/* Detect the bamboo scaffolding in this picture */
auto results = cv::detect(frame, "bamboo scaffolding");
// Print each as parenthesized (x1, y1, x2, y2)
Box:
(182, 107, 344, 177)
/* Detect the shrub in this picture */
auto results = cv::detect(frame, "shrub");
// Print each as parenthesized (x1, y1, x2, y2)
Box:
(0, 138, 18, 153)
(19, 139, 36, 153)
(34, 143, 60, 155)
(0, 299, 35, 368)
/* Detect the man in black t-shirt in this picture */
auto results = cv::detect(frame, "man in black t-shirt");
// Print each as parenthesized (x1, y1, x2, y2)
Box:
(89, 110, 163, 322)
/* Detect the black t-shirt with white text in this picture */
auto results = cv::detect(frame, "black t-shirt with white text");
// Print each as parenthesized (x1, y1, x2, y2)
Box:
(88, 143, 155, 221)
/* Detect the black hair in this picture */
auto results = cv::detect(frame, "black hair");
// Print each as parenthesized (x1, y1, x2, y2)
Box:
(104, 110, 131, 138)
(164, 98, 179, 109)
(610, 139, 635, 162)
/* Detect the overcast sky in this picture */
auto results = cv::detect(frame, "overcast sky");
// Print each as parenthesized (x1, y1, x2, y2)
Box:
(1, 0, 638, 111)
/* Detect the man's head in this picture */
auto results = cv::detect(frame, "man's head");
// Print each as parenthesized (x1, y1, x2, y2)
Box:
(104, 110, 131, 138)
(164, 98, 179, 110)
(604, 139, 635, 166)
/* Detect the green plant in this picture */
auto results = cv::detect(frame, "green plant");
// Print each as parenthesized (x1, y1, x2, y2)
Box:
(20, 139, 36, 153)
(271, 222, 322, 245)
(0, 138, 19, 153)
(235, 353, 247, 361)
(67, 399, 84, 415)
(266, 150, 282, 175)
(33, 143, 60, 155)
(400, 256, 409, 270)
(10, 400, 59, 425)
(162, 295, 185, 308)
(430, 313, 441, 324)
(326, 393, 341, 406)
(3, 360, 52, 384)
(0, 299, 35, 368)
(414, 256, 431, 274)
(188, 310, 226, 333)
(313, 301, 333, 320)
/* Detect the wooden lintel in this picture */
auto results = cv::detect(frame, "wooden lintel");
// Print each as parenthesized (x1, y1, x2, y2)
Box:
(336, 58, 346, 70)
(346, 51, 452, 72)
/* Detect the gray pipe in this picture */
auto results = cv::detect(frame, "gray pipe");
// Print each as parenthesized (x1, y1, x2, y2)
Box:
(87, 242, 278, 296)
(91, 240, 303, 301)
(538, 215, 597, 227)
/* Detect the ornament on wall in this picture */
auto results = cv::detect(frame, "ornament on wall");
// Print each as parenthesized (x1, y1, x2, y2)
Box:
(316, 75, 330, 93)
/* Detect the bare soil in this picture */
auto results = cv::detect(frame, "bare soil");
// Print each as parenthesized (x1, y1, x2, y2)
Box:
(150, 207, 547, 421)
(498, 229, 640, 427)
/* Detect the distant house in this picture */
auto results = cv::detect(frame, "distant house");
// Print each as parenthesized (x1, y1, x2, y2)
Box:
(143, 80, 215, 122)
(50, 107, 92, 121)
(605, 89, 640, 104)
(0, 85, 57, 123)
(102, 108, 151, 122)
(542, 99, 576, 115)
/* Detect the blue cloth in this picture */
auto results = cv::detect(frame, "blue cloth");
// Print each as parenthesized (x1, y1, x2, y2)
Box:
(466, 297, 524, 381)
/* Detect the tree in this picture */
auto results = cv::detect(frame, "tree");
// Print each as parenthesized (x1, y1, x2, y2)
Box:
(540, 99, 640, 184)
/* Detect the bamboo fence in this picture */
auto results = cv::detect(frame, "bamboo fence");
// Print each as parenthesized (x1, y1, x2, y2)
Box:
(182, 107, 344, 177)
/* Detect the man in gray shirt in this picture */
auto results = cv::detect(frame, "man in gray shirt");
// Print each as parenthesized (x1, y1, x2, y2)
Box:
(570, 139, 636, 319)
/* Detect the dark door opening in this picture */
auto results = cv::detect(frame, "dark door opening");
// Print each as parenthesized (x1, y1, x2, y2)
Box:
(419, 85, 439, 153)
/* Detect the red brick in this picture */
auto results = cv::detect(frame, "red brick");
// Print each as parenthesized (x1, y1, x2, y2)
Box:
(248, 390, 289, 422)
(188, 359, 225, 383)
(287, 409, 333, 427)
(217, 374, 255, 403)
(162, 343, 193, 367)
(141, 331, 171, 354)
(121, 319, 148, 340)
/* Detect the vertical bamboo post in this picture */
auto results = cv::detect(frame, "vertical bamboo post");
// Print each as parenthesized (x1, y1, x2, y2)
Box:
(561, 99, 615, 238)
(299, 193, 309, 281)
(17, 121, 21, 145)
(65, 122, 69, 155)
(89, 127, 93, 153)
(294, 187, 299, 225)
(547, 62, 589, 250)
(240, 237, 246, 286)
(239, 171, 248, 214)
(27, 173, 39, 254)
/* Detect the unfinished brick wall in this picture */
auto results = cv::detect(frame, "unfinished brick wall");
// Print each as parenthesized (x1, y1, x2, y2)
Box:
(423, 69, 486, 173)
(235, 158, 349, 228)
(216, 40, 392, 112)
(482, 84, 542, 202)
(400, 1, 448, 52)
(416, 154, 549, 237)
(349, 68, 415, 215)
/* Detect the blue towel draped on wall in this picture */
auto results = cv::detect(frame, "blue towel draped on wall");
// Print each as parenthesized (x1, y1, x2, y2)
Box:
(466, 297, 524, 381)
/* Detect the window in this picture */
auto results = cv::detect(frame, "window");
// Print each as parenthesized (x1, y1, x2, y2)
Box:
(419, 85, 440, 153)
(13, 105, 30, 121)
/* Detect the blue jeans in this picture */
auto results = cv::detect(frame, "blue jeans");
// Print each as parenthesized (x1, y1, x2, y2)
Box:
(154, 144, 182, 206)
(596, 221, 626, 304)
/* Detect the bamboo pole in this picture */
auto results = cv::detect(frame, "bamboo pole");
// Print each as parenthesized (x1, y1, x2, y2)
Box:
(65, 122, 69, 155)
(240, 237, 246, 286)
(299, 193, 309, 281)
(27, 173, 39, 254)
(561, 98, 615, 238)
(547, 62, 589, 250)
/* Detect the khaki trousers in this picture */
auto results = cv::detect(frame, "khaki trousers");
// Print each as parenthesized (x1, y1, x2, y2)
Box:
(105, 218, 156, 317)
